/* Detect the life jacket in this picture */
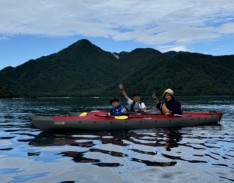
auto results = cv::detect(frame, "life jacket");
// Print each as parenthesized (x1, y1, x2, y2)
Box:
(110, 105, 126, 116)
(130, 101, 142, 112)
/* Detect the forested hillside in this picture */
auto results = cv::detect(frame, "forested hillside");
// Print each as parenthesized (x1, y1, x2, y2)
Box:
(0, 39, 233, 98)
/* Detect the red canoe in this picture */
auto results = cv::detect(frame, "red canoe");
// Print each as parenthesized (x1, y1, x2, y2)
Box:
(29, 111, 223, 131)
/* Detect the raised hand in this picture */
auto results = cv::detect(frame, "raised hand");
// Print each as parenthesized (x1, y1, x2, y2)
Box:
(152, 90, 159, 104)
(152, 91, 157, 99)
(119, 83, 124, 91)
(119, 83, 128, 100)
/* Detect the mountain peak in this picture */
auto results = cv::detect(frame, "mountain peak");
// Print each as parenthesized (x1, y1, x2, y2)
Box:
(63, 39, 103, 53)
(72, 39, 100, 49)
(75, 39, 93, 46)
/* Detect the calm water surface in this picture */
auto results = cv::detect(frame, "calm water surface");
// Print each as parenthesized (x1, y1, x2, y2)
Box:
(0, 96, 233, 183)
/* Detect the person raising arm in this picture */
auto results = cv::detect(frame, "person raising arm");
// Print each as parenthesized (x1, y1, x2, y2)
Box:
(119, 83, 146, 112)
(152, 89, 182, 116)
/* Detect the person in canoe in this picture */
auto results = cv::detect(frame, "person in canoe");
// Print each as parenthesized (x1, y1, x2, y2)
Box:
(108, 97, 128, 116)
(119, 83, 146, 113)
(152, 88, 182, 116)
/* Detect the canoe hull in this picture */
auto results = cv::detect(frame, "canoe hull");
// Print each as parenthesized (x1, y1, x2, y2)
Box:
(30, 111, 223, 131)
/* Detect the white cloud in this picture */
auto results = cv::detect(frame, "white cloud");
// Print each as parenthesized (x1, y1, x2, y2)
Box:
(158, 45, 188, 53)
(217, 22, 234, 34)
(0, 0, 234, 48)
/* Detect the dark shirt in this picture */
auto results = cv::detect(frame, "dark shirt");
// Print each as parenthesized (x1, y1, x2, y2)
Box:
(157, 99, 182, 115)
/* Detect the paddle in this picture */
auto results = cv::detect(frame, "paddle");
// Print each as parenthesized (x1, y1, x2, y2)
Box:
(114, 116, 129, 120)
(79, 112, 88, 116)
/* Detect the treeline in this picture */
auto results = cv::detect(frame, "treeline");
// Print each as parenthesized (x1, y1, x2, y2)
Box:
(0, 39, 233, 98)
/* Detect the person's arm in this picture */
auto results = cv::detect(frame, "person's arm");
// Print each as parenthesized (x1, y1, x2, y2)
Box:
(152, 91, 160, 104)
(152, 91, 163, 112)
(161, 103, 171, 115)
(152, 90, 161, 109)
(119, 83, 129, 101)
(140, 102, 147, 112)
(120, 106, 128, 115)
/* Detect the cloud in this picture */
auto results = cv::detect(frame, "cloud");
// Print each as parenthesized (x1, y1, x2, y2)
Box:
(158, 45, 188, 53)
(0, 0, 234, 48)
(217, 22, 234, 34)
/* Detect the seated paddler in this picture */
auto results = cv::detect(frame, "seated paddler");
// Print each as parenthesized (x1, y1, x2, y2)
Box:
(119, 83, 146, 113)
(152, 88, 182, 116)
(108, 97, 128, 116)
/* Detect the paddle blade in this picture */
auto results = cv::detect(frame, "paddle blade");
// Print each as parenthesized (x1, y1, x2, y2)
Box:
(80, 112, 88, 116)
(114, 116, 128, 120)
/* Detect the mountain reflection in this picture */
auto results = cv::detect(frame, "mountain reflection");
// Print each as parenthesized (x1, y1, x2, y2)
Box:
(30, 129, 182, 167)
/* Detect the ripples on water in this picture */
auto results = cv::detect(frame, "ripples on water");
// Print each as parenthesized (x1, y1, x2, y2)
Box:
(0, 97, 234, 183)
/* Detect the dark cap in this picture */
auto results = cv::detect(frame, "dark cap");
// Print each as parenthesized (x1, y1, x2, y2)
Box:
(132, 92, 140, 97)
(109, 97, 119, 104)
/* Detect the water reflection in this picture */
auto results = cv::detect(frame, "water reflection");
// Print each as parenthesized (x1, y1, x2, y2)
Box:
(30, 129, 184, 167)
(28, 124, 234, 176)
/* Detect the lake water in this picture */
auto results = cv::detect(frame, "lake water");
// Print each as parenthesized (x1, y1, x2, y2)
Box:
(0, 96, 233, 183)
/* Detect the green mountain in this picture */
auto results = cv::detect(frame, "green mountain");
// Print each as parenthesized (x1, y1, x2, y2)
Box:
(0, 39, 233, 98)
(120, 53, 234, 96)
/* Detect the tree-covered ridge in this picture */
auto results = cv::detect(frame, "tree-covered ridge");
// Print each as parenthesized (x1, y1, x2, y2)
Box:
(0, 39, 233, 98)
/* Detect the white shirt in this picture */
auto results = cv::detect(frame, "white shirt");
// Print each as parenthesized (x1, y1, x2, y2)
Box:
(127, 98, 146, 110)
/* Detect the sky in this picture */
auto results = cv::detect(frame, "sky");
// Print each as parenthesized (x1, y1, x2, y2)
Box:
(0, 0, 234, 69)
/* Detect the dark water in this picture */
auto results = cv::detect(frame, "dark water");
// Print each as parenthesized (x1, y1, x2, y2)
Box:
(0, 96, 233, 183)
